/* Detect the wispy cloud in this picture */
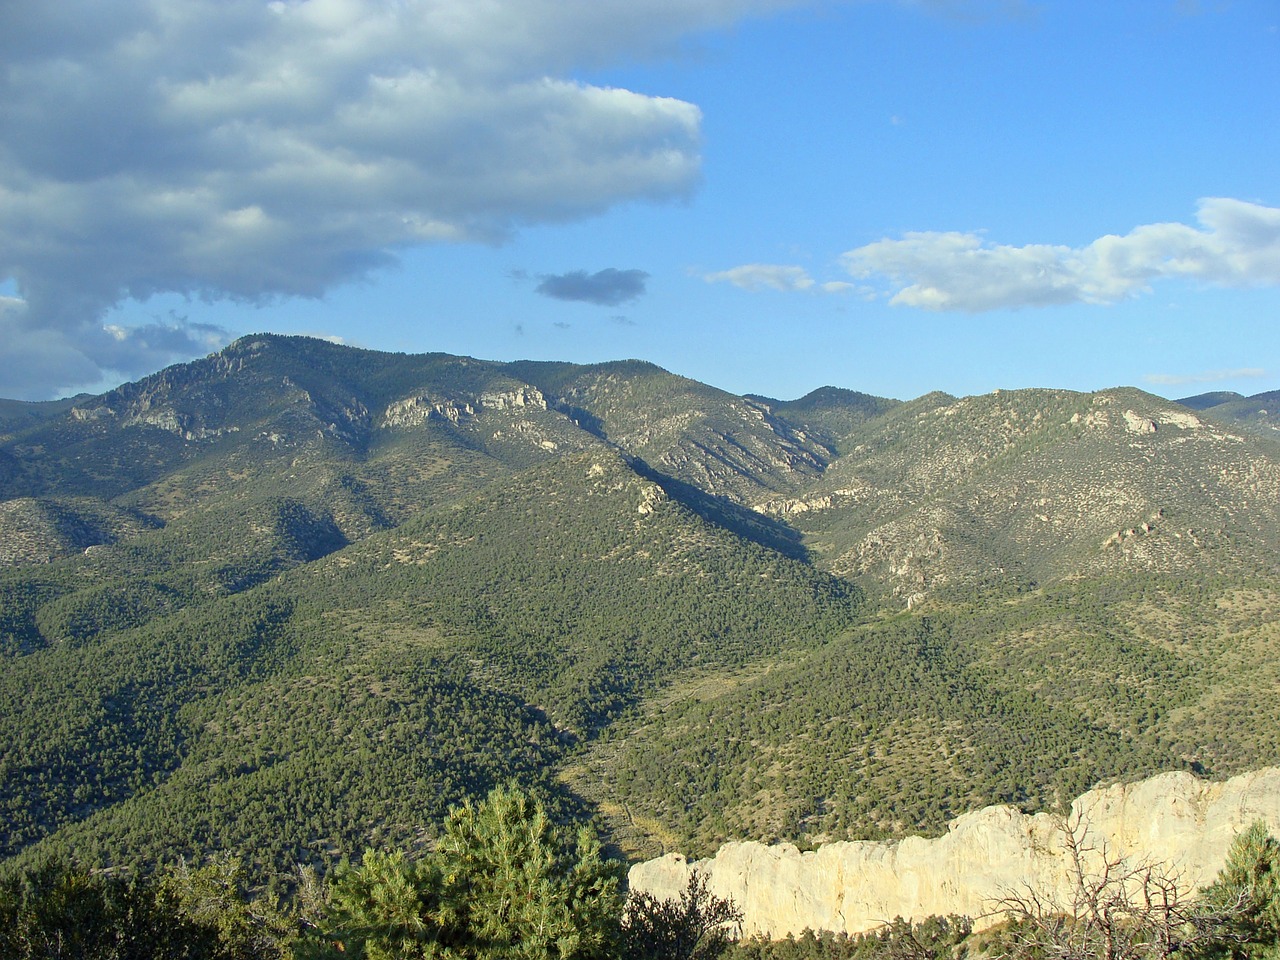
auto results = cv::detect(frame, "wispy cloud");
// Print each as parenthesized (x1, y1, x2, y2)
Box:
(535, 269, 650, 306)
(703, 264, 855, 293)
(705, 264, 815, 292)
(842, 198, 1280, 311)
(1144, 368, 1268, 387)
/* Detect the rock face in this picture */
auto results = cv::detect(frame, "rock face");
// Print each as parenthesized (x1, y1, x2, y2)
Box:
(628, 768, 1280, 937)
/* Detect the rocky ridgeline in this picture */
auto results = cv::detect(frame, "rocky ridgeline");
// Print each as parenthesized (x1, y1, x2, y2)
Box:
(629, 768, 1280, 938)
(381, 387, 548, 428)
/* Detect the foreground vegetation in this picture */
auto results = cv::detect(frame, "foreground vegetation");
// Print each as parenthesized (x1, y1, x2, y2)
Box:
(0, 786, 730, 959)
(4, 787, 1279, 960)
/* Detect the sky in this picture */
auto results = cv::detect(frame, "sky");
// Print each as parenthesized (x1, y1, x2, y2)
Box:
(1, 0, 1278, 403)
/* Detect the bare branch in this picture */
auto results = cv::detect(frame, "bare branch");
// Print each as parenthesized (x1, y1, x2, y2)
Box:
(991, 810, 1241, 960)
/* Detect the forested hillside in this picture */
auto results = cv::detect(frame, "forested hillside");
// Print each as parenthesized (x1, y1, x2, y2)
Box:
(2, 334, 1278, 886)
(1178, 388, 1280, 441)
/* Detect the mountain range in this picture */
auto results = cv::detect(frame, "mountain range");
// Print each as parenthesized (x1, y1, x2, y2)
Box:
(2, 334, 1278, 882)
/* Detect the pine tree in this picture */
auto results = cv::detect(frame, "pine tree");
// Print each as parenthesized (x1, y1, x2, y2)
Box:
(314, 785, 623, 959)
(1195, 822, 1280, 960)
(440, 784, 623, 960)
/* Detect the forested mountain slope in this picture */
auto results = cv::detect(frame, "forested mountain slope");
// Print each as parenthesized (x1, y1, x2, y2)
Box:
(767, 388, 1280, 601)
(0, 449, 859, 880)
(2, 335, 1278, 883)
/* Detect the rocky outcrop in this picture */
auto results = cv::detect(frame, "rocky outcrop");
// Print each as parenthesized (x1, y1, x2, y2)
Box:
(628, 768, 1280, 937)
(381, 387, 547, 428)
(1124, 410, 1159, 434)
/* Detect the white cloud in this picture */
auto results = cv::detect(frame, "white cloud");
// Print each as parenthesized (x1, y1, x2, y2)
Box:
(0, 0, 807, 398)
(841, 198, 1280, 312)
(704, 263, 860, 293)
(704, 264, 816, 291)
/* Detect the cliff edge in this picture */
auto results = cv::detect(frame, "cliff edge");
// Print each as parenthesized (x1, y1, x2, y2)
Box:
(628, 768, 1280, 938)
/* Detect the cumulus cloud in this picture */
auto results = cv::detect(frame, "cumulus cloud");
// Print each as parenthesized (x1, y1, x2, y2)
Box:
(842, 198, 1280, 312)
(535, 268, 650, 306)
(1, 0, 808, 398)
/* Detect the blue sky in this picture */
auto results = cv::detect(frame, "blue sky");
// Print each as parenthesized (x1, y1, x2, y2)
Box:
(1, 0, 1277, 402)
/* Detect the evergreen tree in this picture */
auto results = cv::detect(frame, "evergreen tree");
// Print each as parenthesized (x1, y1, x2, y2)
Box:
(439, 785, 623, 960)
(313, 850, 454, 959)
(1195, 822, 1280, 960)
(313, 785, 624, 960)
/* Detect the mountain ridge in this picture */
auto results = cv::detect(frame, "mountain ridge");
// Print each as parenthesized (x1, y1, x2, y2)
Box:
(2, 334, 1279, 883)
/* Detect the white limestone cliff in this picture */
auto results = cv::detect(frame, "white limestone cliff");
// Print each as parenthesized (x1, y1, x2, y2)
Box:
(628, 768, 1280, 938)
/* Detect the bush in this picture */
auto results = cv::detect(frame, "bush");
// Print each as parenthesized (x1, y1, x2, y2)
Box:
(621, 870, 742, 960)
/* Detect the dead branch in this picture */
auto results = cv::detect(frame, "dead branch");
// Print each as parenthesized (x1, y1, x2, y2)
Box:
(992, 808, 1247, 960)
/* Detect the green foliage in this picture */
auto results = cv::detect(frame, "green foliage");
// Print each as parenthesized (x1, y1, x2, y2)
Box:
(314, 785, 624, 960)
(158, 855, 296, 959)
(318, 851, 455, 959)
(440, 786, 622, 960)
(0, 857, 160, 959)
(1194, 822, 1280, 960)
(4, 815, 1279, 960)
(0, 855, 293, 959)
(1183, 391, 1280, 444)
(588, 596, 1199, 855)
